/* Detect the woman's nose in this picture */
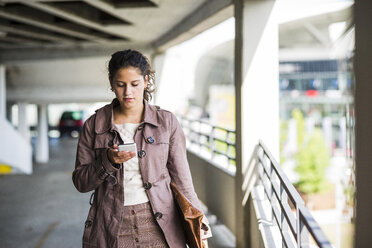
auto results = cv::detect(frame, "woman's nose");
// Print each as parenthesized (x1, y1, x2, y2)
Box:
(124, 86, 131, 95)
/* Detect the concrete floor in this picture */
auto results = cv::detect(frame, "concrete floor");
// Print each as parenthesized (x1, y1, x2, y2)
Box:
(0, 137, 235, 248)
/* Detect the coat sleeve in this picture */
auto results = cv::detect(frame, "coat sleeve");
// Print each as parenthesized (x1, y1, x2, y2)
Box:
(166, 113, 203, 212)
(72, 115, 120, 193)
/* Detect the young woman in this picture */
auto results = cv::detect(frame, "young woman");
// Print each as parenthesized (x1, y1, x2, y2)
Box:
(72, 49, 211, 248)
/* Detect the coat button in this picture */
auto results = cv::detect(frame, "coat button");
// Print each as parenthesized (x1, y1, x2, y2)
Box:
(107, 175, 118, 185)
(108, 141, 113, 147)
(85, 220, 92, 228)
(138, 150, 146, 158)
(144, 182, 152, 190)
(147, 137, 155, 144)
(154, 212, 163, 220)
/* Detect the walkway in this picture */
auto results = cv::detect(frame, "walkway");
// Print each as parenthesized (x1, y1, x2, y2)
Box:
(0, 138, 235, 248)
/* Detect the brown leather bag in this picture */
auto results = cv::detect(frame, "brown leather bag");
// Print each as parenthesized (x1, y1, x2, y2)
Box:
(170, 182, 205, 248)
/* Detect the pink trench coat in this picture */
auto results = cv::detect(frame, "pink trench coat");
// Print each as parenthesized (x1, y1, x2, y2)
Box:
(72, 98, 204, 248)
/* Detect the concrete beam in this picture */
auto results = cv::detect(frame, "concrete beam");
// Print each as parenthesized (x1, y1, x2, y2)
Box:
(0, 43, 41, 49)
(83, 0, 134, 24)
(303, 21, 330, 47)
(0, 36, 43, 46)
(0, 8, 108, 42)
(1, 0, 78, 2)
(0, 42, 150, 62)
(19, 0, 129, 40)
(6, 86, 114, 104)
(152, 0, 233, 51)
(0, 23, 75, 43)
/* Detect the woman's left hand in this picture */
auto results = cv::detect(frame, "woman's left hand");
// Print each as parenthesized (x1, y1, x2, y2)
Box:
(107, 144, 136, 164)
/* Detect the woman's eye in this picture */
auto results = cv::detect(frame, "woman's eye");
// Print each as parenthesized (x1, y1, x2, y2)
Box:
(132, 84, 139, 87)
(116, 82, 125, 87)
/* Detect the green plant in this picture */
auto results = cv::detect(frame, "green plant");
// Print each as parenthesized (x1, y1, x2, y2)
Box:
(295, 128, 331, 194)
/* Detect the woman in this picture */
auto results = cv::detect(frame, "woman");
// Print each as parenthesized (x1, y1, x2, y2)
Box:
(72, 49, 211, 248)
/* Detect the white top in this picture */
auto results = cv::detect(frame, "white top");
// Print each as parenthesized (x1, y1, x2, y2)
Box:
(115, 123, 149, 206)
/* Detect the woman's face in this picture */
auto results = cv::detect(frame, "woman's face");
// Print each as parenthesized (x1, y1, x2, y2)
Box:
(110, 66, 148, 110)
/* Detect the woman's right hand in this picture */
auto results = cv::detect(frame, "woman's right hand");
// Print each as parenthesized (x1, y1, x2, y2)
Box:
(107, 144, 136, 164)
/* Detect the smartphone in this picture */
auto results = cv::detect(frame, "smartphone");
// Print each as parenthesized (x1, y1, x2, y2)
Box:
(118, 143, 137, 155)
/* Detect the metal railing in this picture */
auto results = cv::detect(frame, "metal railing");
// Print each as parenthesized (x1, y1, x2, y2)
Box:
(256, 141, 332, 248)
(179, 115, 332, 247)
(178, 116, 236, 167)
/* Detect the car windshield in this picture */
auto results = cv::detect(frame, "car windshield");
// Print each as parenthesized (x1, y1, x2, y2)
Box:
(61, 111, 82, 121)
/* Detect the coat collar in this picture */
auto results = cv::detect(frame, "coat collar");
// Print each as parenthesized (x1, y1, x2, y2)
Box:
(94, 98, 160, 134)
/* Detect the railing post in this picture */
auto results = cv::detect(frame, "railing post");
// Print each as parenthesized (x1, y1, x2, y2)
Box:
(298, 211, 310, 248)
(296, 206, 300, 248)
(210, 126, 215, 160)
(269, 159, 275, 225)
(226, 130, 231, 166)
(197, 120, 202, 149)
(281, 183, 288, 248)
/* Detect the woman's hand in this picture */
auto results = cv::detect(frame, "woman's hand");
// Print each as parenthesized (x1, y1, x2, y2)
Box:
(107, 144, 136, 164)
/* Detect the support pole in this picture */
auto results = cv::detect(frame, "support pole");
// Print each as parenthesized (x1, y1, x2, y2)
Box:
(354, 0, 372, 247)
(0, 65, 5, 119)
(35, 104, 49, 163)
(235, 0, 279, 246)
(18, 102, 30, 141)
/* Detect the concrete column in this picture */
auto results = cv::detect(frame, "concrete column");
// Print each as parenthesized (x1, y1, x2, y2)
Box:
(322, 117, 333, 151)
(35, 104, 49, 163)
(150, 52, 166, 105)
(235, 0, 279, 246)
(354, 0, 372, 247)
(0, 65, 5, 119)
(339, 117, 346, 150)
(18, 102, 30, 141)
(6, 102, 13, 123)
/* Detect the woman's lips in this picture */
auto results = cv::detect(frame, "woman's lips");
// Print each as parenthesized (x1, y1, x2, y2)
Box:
(124, 98, 133, 102)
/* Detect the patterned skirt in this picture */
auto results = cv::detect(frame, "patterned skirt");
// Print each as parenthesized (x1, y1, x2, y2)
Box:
(118, 202, 169, 248)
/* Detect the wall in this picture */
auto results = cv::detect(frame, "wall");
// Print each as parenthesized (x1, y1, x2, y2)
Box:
(187, 150, 236, 234)
(0, 118, 32, 174)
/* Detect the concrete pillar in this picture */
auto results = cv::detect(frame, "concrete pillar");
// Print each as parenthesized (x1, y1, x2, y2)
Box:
(235, 0, 279, 246)
(150, 52, 166, 105)
(339, 117, 346, 150)
(6, 102, 13, 123)
(35, 104, 49, 163)
(322, 116, 333, 152)
(18, 102, 30, 141)
(354, 0, 372, 247)
(0, 65, 5, 119)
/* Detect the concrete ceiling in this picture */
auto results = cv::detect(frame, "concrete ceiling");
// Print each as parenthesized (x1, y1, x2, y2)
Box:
(279, 5, 353, 49)
(0, 0, 233, 62)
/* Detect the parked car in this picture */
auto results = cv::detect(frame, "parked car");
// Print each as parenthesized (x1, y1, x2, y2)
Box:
(58, 110, 85, 138)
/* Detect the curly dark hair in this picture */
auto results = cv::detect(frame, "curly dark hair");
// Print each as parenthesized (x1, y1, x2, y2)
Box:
(108, 49, 155, 101)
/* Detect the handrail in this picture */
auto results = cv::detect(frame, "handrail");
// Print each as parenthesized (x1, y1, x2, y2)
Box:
(178, 115, 236, 167)
(256, 140, 332, 248)
(178, 115, 331, 247)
